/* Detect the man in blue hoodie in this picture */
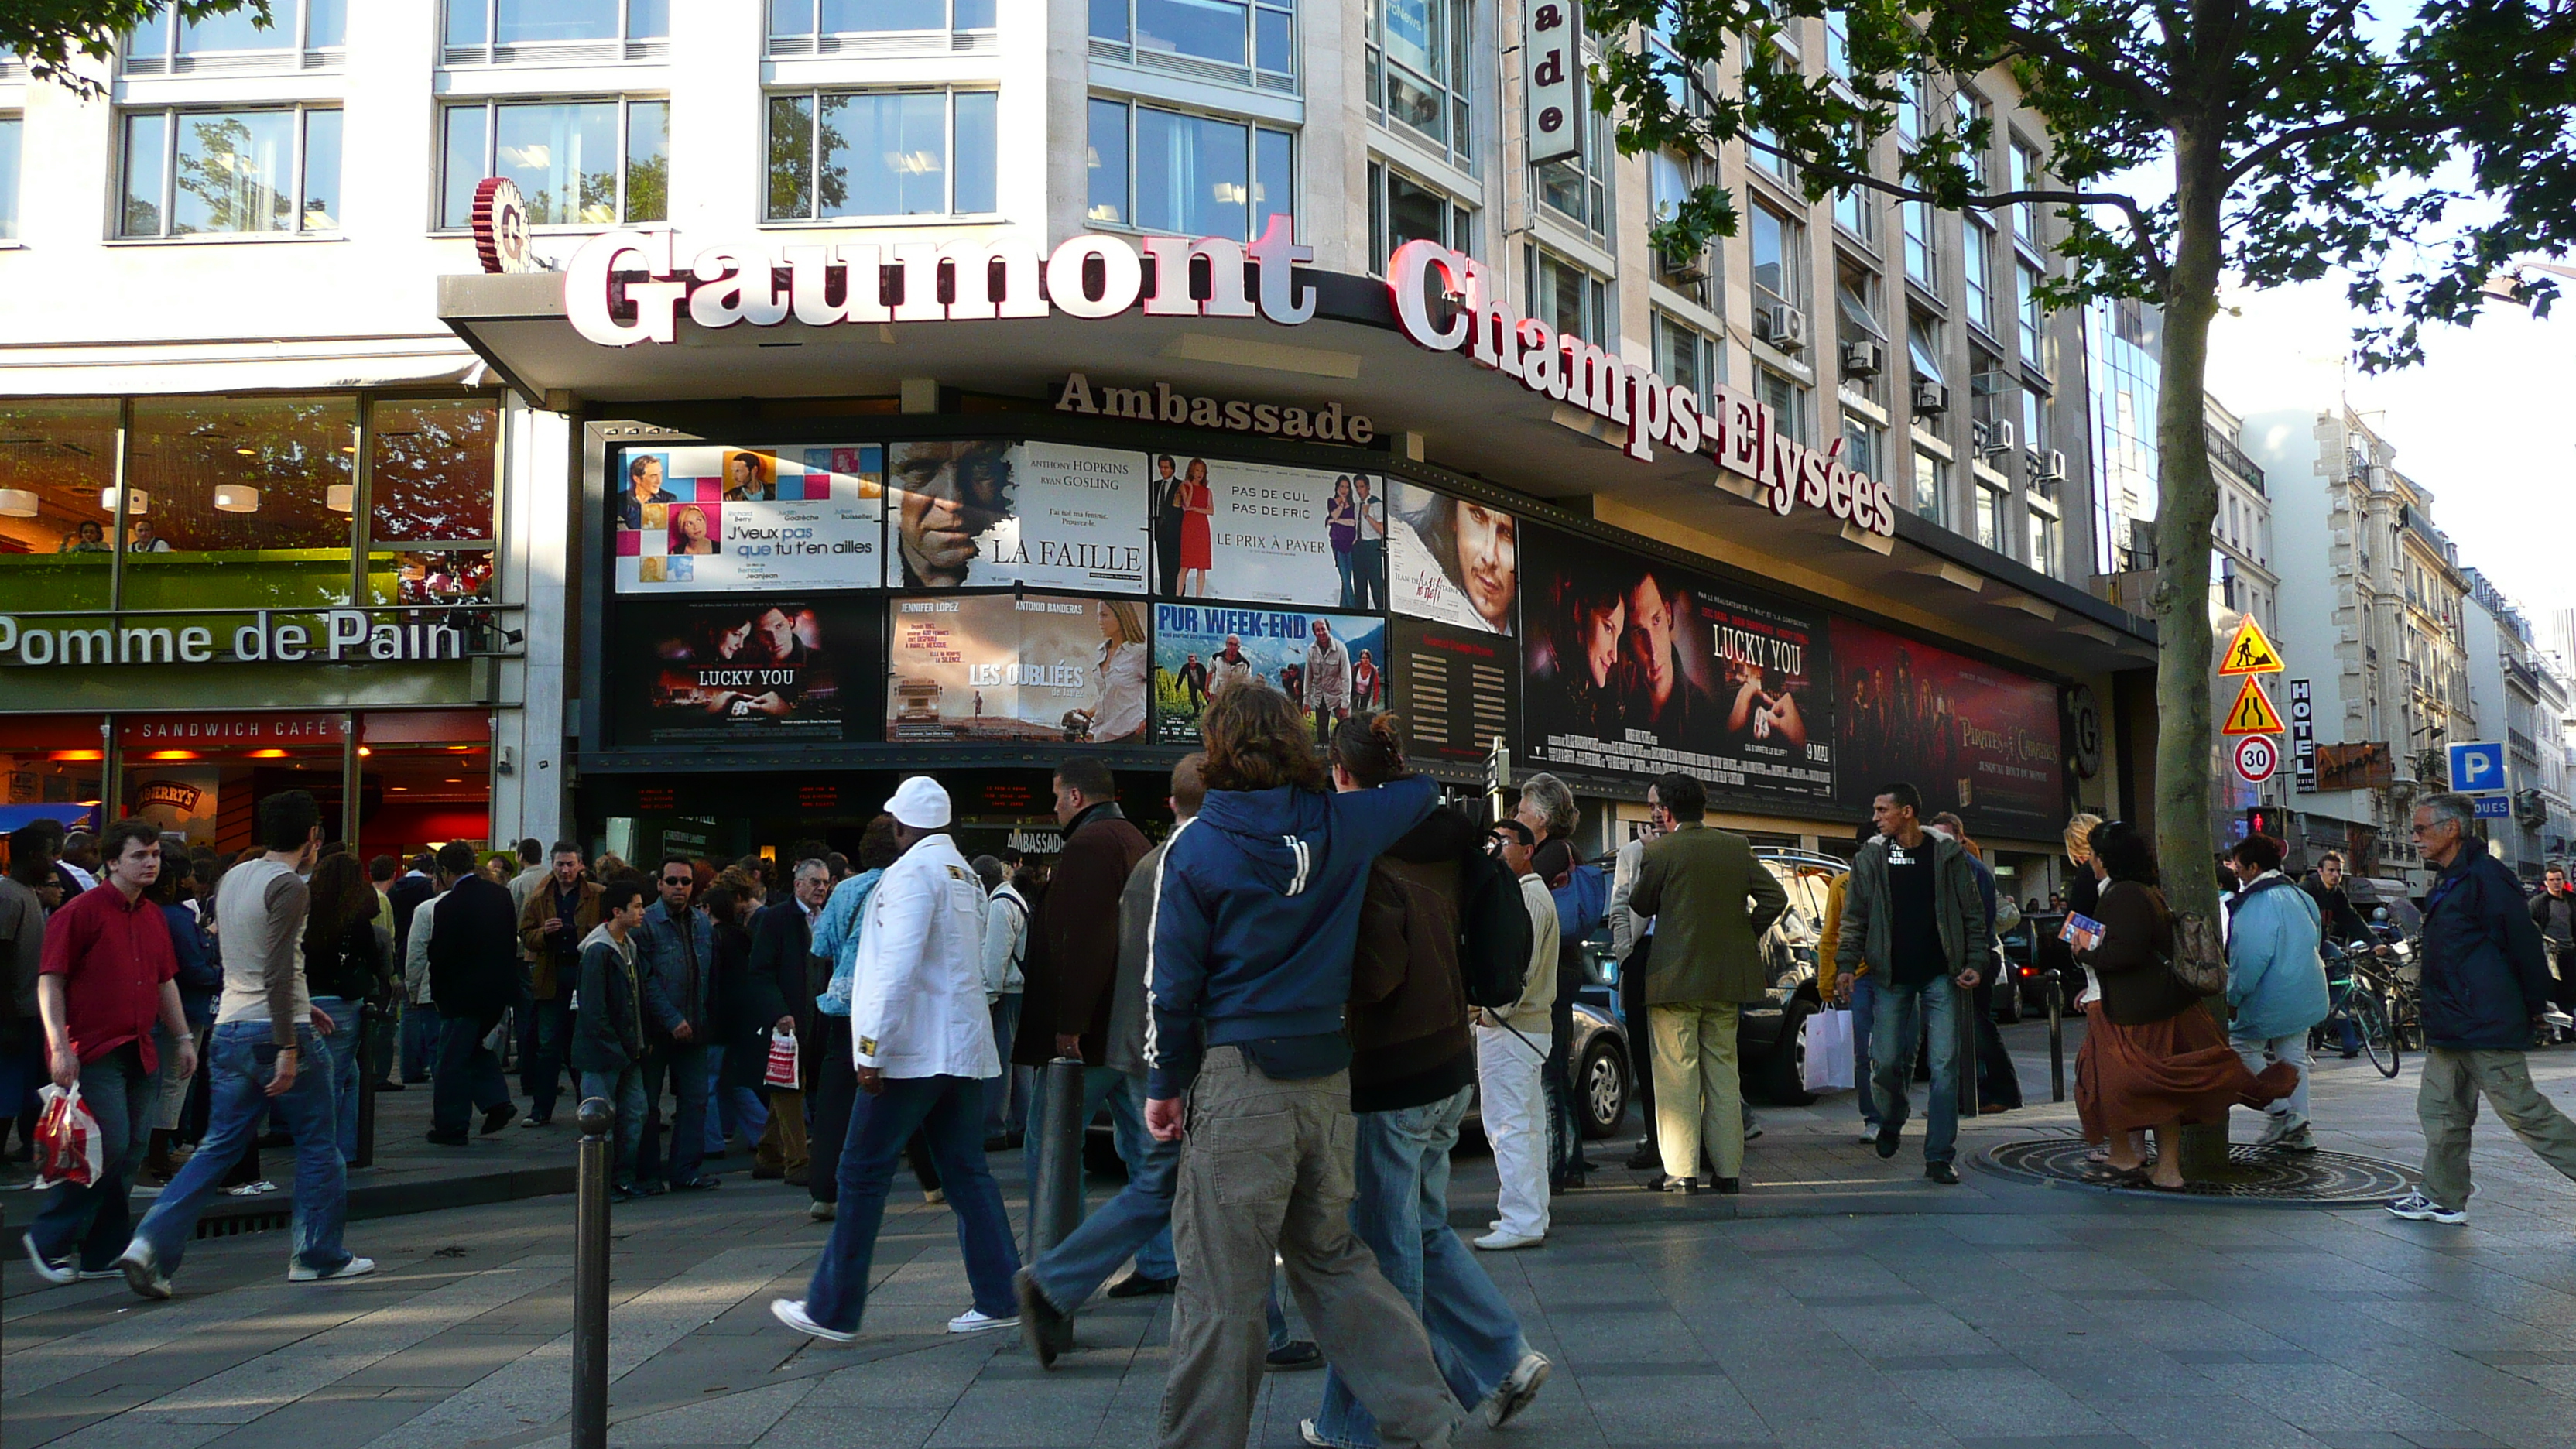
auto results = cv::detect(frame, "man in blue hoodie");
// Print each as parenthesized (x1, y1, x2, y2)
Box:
(1144, 687, 1462, 1449)
(2221, 833, 2328, 1153)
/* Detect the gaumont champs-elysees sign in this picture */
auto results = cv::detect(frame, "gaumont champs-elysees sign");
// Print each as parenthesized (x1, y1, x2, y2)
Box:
(557, 224, 1893, 537)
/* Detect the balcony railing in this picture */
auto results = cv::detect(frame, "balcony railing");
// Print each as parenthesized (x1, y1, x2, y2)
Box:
(2206, 426, 2266, 493)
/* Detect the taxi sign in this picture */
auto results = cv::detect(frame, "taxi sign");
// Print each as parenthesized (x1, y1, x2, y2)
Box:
(2221, 677, 2285, 735)
(2217, 615, 2285, 676)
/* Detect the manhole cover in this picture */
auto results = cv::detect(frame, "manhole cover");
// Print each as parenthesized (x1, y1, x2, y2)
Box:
(1975, 1138, 2417, 1206)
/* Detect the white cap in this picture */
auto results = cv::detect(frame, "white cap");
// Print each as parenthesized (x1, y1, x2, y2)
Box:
(888, 776, 951, 830)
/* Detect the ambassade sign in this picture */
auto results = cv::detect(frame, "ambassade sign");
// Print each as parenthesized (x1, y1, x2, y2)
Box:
(556, 225, 1893, 537)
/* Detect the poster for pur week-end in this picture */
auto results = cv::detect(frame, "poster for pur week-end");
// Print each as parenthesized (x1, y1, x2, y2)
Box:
(1151, 604, 1388, 746)
(886, 593, 1151, 745)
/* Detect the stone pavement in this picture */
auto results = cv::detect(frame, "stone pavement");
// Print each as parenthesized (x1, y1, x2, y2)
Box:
(10, 1024, 2576, 1449)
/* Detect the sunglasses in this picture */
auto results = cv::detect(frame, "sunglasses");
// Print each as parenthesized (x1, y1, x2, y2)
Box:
(661, 874, 691, 885)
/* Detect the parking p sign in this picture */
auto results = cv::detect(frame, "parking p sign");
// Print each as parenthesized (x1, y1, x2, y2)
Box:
(2448, 741, 2507, 795)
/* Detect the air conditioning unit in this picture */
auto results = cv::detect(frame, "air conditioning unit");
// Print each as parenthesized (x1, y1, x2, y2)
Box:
(1839, 339, 1883, 376)
(2031, 447, 2067, 481)
(1911, 380, 1948, 415)
(1755, 303, 1809, 351)
(1659, 253, 1709, 285)
(1979, 419, 2017, 457)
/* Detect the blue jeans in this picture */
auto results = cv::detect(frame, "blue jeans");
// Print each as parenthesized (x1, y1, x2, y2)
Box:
(1869, 976, 1964, 1166)
(132, 1022, 351, 1278)
(985, 995, 1023, 1136)
(399, 1002, 440, 1082)
(310, 997, 362, 1162)
(433, 1013, 511, 1135)
(1313, 1084, 1526, 1447)
(28, 1044, 154, 1273)
(578, 1066, 646, 1189)
(800, 1074, 1019, 1334)
(700, 1046, 768, 1153)
(1850, 975, 1883, 1129)
(1334, 544, 1356, 608)
(1027, 1075, 1181, 1307)
(519, 998, 570, 1117)
(1023, 1063, 1156, 1239)
(638, 1040, 709, 1187)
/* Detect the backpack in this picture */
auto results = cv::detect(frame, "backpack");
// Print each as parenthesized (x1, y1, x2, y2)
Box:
(1455, 844, 1533, 1009)
(1552, 862, 1608, 944)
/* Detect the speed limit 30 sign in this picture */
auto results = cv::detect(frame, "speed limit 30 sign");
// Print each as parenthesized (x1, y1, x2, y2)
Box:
(2234, 735, 2280, 784)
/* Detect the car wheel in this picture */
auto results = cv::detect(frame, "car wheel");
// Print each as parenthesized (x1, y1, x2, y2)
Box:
(1578, 1038, 1628, 1139)
(1759, 1001, 1817, 1106)
(1996, 986, 2023, 1024)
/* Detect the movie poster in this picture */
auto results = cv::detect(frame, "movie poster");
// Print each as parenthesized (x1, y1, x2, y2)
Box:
(612, 445, 886, 593)
(886, 441, 1149, 593)
(611, 597, 877, 745)
(1829, 618, 2062, 834)
(1150, 455, 1365, 608)
(1519, 526, 1834, 803)
(1152, 602, 1389, 745)
(1388, 481, 1517, 635)
(1390, 615, 1517, 776)
(887, 592, 1152, 745)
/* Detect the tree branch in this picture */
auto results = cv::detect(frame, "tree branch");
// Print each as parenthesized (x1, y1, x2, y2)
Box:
(1991, 10, 2178, 117)
(2220, 108, 2451, 186)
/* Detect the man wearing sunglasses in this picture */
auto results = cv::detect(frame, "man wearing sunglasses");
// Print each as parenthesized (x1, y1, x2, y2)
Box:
(633, 856, 721, 1193)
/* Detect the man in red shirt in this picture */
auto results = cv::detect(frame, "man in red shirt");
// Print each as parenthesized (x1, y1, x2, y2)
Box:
(24, 820, 193, 1285)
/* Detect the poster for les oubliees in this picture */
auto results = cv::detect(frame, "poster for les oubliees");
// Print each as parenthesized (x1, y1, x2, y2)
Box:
(612, 446, 885, 593)
(887, 593, 1152, 745)
(1829, 618, 2062, 834)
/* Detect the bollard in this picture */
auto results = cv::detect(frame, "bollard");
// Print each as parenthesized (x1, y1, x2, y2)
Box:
(354, 1002, 376, 1170)
(2046, 970, 2066, 1104)
(1955, 978, 1980, 1118)
(1029, 1058, 1088, 1259)
(573, 1096, 613, 1449)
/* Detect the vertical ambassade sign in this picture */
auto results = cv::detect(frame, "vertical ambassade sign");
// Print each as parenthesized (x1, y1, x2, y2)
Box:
(1525, 1, 1583, 164)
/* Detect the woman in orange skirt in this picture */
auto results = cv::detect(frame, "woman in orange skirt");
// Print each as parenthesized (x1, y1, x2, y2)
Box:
(2072, 820, 2298, 1190)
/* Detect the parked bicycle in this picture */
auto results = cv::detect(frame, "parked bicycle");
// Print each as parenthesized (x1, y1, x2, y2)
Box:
(2322, 938, 2403, 1079)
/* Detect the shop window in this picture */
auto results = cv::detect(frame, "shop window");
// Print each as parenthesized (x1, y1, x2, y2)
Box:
(0, 115, 19, 240)
(1366, 159, 1471, 275)
(443, 0, 667, 60)
(118, 105, 341, 238)
(1095, 0, 1296, 88)
(1086, 97, 1292, 241)
(0, 399, 120, 611)
(122, 395, 358, 609)
(770, 0, 995, 50)
(368, 398, 500, 608)
(1912, 451, 1947, 521)
(440, 98, 667, 230)
(124, 0, 344, 71)
(1365, 0, 1468, 160)
(1529, 246, 1608, 346)
(1961, 215, 1992, 331)
(1535, 101, 1610, 238)
(0, 718, 106, 843)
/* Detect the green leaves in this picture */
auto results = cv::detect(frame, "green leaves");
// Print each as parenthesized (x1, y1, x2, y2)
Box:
(4, 2, 272, 97)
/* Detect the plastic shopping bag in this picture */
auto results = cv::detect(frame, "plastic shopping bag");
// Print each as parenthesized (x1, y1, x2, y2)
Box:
(35, 1083, 104, 1190)
(764, 1026, 801, 1089)
(1802, 1008, 1856, 1094)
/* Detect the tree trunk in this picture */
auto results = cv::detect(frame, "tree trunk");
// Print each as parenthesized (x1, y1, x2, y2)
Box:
(2152, 122, 2233, 1180)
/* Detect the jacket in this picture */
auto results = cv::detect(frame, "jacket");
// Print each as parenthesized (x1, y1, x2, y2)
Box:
(1106, 843, 1169, 1080)
(1607, 835, 1648, 962)
(1146, 773, 1438, 1100)
(2418, 837, 2554, 1051)
(1016, 801, 1151, 1067)
(1815, 872, 1854, 998)
(1493, 870, 1562, 1032)
(848, 831, 995, 1078)
(2300, 873, 2375, 947)
(163, 900, 221, 1027)
(389, 872, 435, 962)
(1344, 805, 1481, 1112)
(811, 868, 884, 1016)
(1628, 821, 1790, 1005)
(568, 923, 646, 1074)
(0, 875, 43, 1029)
(633, 899, 714, 1042)
(518, 877, 604, 999)
(303, 916, 385, 1004)
(2077, 880, 2197, 1026)
(403, 889, 445, 1005)
(426, 874, 520, 1022)
(982, 882, 1029, 1000)
(2530, 888, 2574, 947)
(741, 898, 815, 1036)
(2223, 872, 2329, 1040)
(1832, 830, 1988, 993)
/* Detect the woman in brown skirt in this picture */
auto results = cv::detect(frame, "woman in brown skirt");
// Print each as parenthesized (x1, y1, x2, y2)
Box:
(2071, 820, 2298, 1190)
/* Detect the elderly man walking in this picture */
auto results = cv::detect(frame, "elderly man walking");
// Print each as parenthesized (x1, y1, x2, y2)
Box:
(2387, 793, 2572, 1225)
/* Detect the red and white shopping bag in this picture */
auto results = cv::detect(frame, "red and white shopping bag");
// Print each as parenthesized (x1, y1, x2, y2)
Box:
(764, 1026, 801, 1089)
(35, 1083, 104, 1190)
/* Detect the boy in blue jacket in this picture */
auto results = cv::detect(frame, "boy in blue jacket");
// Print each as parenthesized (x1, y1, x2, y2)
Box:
(2221, 834, 2328, 1153)
(1142, 686, 1463, 1449)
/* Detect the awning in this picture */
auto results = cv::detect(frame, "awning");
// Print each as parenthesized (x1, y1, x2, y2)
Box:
(0, 336, 488, 398)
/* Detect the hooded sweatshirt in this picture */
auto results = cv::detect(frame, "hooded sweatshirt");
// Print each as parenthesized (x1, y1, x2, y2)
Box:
(1345, 804, 1483, 1113)
(1146, 773, 1437, 1101)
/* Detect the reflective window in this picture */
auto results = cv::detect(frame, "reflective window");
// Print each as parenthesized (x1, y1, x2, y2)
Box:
(2029, 510, 2060, 577)
(1749, 204, 1797, 307)
(1530, 246, 1608, 346)
(1758, 368, 1808, 445)
(126, 0, 344, 63)
(0, 115, 19, 240)
(440, 98, 667, 229)
(2018, 259, 2047, 368)
(769, 0, 996, 42)
(1368, 159, 1472, 274)
(1656, 310, 1719, 409)
(1365, 0, 1466, 161)
(368, 399, 501, 608)
(1841, 417, 1882, 480)
(118, 106, 341, 238)
(123, 396, 358, 609)
(1822, 9, 1849, 77)
(444, 0, 666, 46)
(766, 89, 997, 221)
(1535, 101, 1610, 237)
(1912, 451, 1947, 520)
(1086, 98, 1293, 242)
(1095, 0, 1297, 86)
(1902, 198, 1935, 286)
(1975, 480, 2007, 551)
(0, 399, 119, 611)
(1961, 217, 1992, 330)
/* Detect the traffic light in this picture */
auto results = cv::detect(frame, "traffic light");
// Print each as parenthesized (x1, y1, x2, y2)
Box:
(2242, 807, 2283, 841)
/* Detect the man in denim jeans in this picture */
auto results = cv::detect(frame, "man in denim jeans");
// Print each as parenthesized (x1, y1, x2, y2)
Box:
(118, 790, 372, 1297)
(571, 879, 651, 1196)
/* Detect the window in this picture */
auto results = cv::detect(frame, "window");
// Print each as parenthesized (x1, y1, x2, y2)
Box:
(1536, 101, 1611, 236)
(1746, 120, 1792, 180)
(123, 396, 359, 608)
(1822, 9, 1850, 77)
(1088, 98, 1291, 241)
(1841, 416, 1882, 480)
(0, 115, 19, 241)
(1758, 367, 1808, 444)
(1367, 159, 1472, 272)
(2029, 510, 2059, 577)
(441, 99, 666, 231)
(2010, 141, 2043, 246)
(1749, 203, 1798, 308)
(1834, 186, 1875, 246)
(1951, 89, 1985, 183)
(1656, 310, 1720, 407)
(1907, 312, 1944, 389)
(1961, 217, 1992, 329)
(2019, 383, 2047, 460)
(768, 90, 995, 223)
(1912, 451, 1947, 520)
(1530, 246, 1608, 344)
(2017, 259, 2047, 368)
(1895, 75, 1923, 148)
(1651, 151, 1714, 303)
(0, 399, 120, 611)
(1902, 198, 1935, 286)
(126, 0, 343, 68)
(771, 0, 995, 47)
(1366, 0, 1471, 159)
(119, 106, 341, 238)
(1975, 480, 2007, 551)
(1094, 0, 1294, 85)
(444, 0, 666, 50)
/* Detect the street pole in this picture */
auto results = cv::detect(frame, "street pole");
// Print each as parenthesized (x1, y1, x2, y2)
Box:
(354, 1002, 376, 1168)
(2046, 969, 2065, 1104)
(573, 1096, 612, 1449)
(1029, 1057, 1087, 1259)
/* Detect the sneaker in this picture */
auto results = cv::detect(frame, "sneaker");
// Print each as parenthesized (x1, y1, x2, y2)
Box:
(1875, 1125, 1903, 1160)
(1474, 1230, 1546, 1251)
(1486, 1350, 1553, 1428)
(1266, 1339, 1323, 1371)
(22, 1234, 77, 1286)
(1743, 1122, 1765, 1142)
(289, 1255, 376, 1283)
(671, 1176, 723, 1192)
(224, 1180, 278, 1197)
(2275, 1127, 2318, 1155)
(2386, 1191, 2465, 1225)
(771, 1298, 853, 1342)
(947, 1308, 1018, 1334)
(807, 1200, 835, 1222)
(115, 1241, 172, 1300)
(520, 1112, 551, 1129)
(75, 1266, 125, 1281)
(1299, 1418, 1333, 1447)
(923, 1187, 945, 1204)
(1016, 1268, 1073, 1368)
(481, 1103, 519, 1136)
(1858, 1129, 1882, 1146)
(1649, 1174, 1699, 1194)
(1925, 1162, 1961, 1185)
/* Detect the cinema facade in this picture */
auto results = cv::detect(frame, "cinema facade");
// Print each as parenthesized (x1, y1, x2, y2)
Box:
(438, 225, 2156, 899)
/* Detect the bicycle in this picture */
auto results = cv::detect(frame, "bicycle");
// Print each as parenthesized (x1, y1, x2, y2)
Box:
(2323, 940, 2402, 1079)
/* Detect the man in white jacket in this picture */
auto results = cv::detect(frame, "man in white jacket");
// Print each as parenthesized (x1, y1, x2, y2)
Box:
(1475, 819, 1558, 1251)
(773, 776, 1022, 1343)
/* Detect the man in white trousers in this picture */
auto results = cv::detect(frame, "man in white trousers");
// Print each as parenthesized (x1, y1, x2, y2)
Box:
(1473, 819, 1557, 1251)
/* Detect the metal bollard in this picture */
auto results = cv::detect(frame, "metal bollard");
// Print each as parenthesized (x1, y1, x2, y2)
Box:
(573, 1096, 613, 1449)
(1029, 1058, 1088, 1259)
(355, 1002, 376, 1170)
(2046, 970, 2066, 1104)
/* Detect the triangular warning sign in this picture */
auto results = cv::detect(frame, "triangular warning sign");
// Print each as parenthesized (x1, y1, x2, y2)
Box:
(2222, 677, 2285, 735)
(2217, 615, 2284, 675)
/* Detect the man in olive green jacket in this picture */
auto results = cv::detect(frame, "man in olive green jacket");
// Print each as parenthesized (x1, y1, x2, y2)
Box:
(1627, 771, 1787, 1194)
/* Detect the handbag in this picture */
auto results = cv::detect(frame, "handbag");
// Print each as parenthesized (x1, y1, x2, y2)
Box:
(1803, 1007, 1856, 1093)
(764, 1026, 801, 1089)
(35, 1083, 104, 1190)
(2168, 911, 2229, 995)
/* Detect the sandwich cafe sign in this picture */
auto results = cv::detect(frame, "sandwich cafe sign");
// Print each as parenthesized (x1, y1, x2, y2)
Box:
(553, 224, 1893, 537)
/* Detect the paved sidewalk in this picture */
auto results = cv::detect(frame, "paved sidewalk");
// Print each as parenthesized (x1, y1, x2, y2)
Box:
(9, 1026, 2576, 1449)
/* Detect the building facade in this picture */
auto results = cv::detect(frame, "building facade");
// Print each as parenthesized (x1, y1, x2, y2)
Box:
(2464, 569, 2570, 881)
(2203, 393, 2280, 845)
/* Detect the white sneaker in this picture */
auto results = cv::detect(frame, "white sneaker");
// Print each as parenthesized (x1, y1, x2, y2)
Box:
(1858, 1129, 1882, 1146)
(1486, 1351, 1552, 1427)
(2386, 1191, 2465, 1225)
(290, 1255, 376, 1283)
(223, 1180, 276, 1197)
(770, 1299, 853, 1342)
(807, 1200, 835, 1222)
(115, 1241, 172, 1300)
(21, 1233, 77, 1286)
(1474, 1230, 1546, 1252)
(1298, 1417, 1332, 1447)
(947, 1308, 1018, 1334)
